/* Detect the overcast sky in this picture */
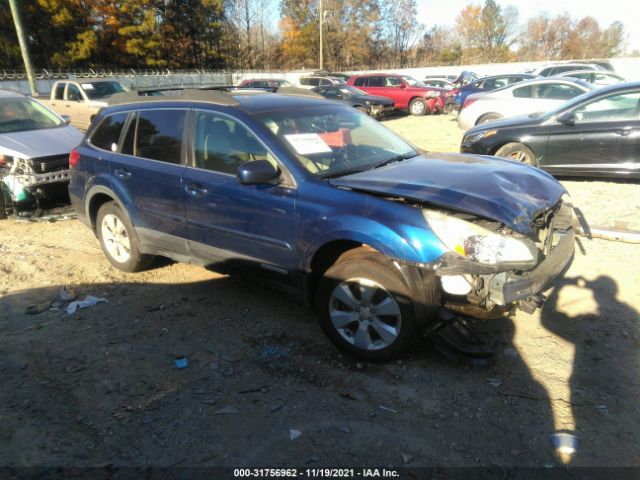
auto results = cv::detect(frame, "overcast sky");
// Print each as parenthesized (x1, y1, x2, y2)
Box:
(416, 0, 640, 52)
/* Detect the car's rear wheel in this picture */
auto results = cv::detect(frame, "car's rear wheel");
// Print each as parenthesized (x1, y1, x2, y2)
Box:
(315, 248, 423, 360)
(96, 202, 154, 272)
(409, 98, 427, 116)
(0, 187, 8, 220)
(495, 142, 537, 166)
(477, 113, 502, 125)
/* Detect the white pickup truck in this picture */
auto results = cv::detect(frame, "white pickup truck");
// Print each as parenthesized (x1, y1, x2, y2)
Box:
(36, 79, 128, 130)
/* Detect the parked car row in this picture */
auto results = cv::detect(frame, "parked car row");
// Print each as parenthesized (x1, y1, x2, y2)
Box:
(237, 71, 450, 117)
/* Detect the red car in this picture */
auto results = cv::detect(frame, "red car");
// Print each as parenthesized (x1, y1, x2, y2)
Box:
(346, 73, 446, 115)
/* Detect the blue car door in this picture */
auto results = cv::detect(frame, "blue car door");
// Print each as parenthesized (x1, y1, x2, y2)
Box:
(182, 110, 297, 273)
(109, 108, 189, 253)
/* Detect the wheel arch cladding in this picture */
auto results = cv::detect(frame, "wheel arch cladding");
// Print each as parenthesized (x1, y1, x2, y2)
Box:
(88, 192, 117, 231)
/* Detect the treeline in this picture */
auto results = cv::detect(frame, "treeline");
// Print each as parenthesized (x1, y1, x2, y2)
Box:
(0, 0, 632, 71)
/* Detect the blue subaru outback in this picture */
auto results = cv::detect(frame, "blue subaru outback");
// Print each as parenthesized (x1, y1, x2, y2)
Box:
(68, 89, 574, 360)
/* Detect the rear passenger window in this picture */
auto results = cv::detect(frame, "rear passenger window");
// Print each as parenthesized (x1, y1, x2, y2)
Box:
(121, 109, 186, 164)
(368, 77, 384, 87)
(90, 112, 129, 151)
(54, 83, 65, 100)
(534, 84, 582, 100)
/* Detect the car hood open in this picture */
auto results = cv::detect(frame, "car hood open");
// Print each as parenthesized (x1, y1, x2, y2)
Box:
(330, 152, 566, 234)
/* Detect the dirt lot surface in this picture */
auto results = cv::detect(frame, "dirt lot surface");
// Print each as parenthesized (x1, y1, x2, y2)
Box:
(1, 113, 639, 475)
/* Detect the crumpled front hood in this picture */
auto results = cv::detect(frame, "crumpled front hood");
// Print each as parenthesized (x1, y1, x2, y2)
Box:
(330, 152, 566, 234)
(0, 126, 83, 159)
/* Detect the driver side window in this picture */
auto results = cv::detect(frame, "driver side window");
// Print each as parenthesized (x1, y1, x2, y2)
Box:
(66, 84, 83, 102)
(193, 111, 278, 174)
(385, 77, 402, 87)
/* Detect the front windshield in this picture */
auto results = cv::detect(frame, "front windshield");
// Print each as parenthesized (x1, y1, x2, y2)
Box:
(258, 105, 418, 178)
(0, 97, 63, 133)
(401, 75, 426, 87)
(81, 81, 127, 99)
(339, 86, 367, 96)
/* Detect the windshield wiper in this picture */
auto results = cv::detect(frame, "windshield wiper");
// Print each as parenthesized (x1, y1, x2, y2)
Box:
(373, 153, 416, 169)
(321, 153, 417, 180)
(321, 166, 371, 179)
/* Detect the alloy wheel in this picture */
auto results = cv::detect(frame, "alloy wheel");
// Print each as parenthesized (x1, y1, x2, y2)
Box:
(329, 277, 402, 350)
(100, 213, 131, 263)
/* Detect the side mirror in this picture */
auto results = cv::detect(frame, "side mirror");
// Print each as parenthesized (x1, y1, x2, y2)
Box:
(61, 115, 71, 125)
(399, 83, 407, 89)
(236, 159, 280, 185)
(557, 111, 576, 125)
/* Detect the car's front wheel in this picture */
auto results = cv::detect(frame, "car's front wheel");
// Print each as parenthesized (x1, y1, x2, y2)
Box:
(495, 142, 537, 166)
(96, 202, 154, 272)
(409, 98, 427, 116)
(316, 248, 421, 360)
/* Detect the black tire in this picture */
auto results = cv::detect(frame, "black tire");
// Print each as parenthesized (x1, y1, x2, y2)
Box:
(0, 188, 7, 220)
(315, 247, 426, 360)
(476, 113, 502, 125)
(409, 98, 427, 116)
(96, 202, 154, 272)
(495, 142, 537, 166)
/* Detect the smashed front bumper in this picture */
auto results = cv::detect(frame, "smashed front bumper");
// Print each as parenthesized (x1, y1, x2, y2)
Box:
(433, 202, 575, 315)
(487, 227, 574, 306)
(369, 103, 395, 117)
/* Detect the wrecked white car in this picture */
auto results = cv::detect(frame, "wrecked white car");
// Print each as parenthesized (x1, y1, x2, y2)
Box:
(0, 90, 83, 218)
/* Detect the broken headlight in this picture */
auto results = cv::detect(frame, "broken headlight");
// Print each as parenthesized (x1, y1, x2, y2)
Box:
(423, 210, 538, 267)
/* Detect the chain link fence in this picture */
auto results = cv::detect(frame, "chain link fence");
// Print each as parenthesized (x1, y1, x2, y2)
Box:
(0, 69, 235, 94)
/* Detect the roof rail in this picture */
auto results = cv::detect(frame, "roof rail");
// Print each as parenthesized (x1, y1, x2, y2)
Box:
(107, 88, 240, 106)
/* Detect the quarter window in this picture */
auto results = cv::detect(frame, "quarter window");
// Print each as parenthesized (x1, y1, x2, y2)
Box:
(121, 109, 186, 164)
(513, 85, 533, 98)
(353, 78, 366, 87)
(90, 112, 129, 152)
(193, 111, 278, 174)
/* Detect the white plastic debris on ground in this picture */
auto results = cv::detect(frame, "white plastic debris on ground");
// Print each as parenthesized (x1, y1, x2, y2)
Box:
(66, 295, 108, 314)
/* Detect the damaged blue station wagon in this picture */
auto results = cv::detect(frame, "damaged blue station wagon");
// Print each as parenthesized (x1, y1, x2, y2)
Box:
(69, 89, 575, 360)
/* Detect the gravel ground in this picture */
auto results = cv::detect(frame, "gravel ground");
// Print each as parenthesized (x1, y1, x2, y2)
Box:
(1, 112, 639, 474)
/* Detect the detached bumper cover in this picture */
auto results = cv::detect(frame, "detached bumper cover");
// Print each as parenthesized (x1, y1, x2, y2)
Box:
(488, 228, 575, 305)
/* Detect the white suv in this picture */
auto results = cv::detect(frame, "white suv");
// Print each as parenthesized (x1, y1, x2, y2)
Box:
(298, 76, 347, 89)
(529, 63, 605, 77)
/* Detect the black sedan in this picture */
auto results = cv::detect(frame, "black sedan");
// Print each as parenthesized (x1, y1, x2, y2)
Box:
(312, 85, 394, 118)
(460, 81, 640, 178)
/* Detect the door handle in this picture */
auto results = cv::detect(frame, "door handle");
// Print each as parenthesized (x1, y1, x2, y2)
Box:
(114, 168, 131, 179)
(185, 183, 208, 196)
